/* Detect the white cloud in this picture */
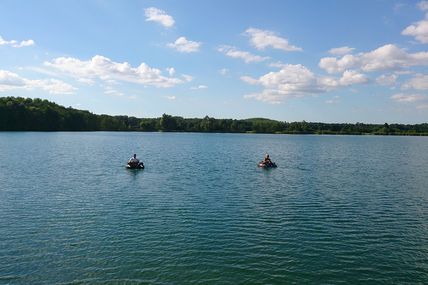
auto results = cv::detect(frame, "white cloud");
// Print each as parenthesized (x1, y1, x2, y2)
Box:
(242, 64, 327, 104)
(319, 54, 359, 74)
(376, 74, 397, 86)
(0, 70, 26, 87)
(339, 70, 368, 86)
(167, 37, 201, 53)
(164, 95, 176, 100)
(166, 67, 175, 76)
(240, 76, 259, 85)
(402, 1, 428, 44)
(0, 36, 34, 48)
(391, 93, 426, 102)
(242, 65, 368, 104)
(317, 76, 340, 89)
(417, 104, 428, 109)
(322, 71, 368, 88)
(244, 28, 302, 52)
(19, 39, 34, 47)
(402, 74, 428, 90)
(0, 69, 75, 94)
(45, 55, 185, 88)
(319, 44, 428, 73)
(190, 85, 208, 90)
(328, 46, 355, 56)
(218, 45, 269, 63)
(402, 16, 428, 43)
(144, 7, 175, 28)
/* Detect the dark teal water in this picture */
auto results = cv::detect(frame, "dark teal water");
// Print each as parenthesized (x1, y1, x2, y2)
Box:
(0, 132, 427, 284)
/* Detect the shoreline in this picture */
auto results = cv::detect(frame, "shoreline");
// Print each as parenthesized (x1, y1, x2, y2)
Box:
(1, 130, 427, 136)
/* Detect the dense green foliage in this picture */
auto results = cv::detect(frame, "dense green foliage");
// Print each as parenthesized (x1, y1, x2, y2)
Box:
(1, 97, 427, 135)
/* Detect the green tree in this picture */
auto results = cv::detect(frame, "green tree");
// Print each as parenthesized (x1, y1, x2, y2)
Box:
(160, 114, 177, 131)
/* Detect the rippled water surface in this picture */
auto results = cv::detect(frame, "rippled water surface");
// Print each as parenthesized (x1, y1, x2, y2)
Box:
(0, 132, 428, 284)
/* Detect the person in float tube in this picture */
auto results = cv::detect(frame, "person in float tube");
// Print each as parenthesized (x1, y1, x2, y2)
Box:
(263, 153, 272, 165)
(128, 154, 139, 166)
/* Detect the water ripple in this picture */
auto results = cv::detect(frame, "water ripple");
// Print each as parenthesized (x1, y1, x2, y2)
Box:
(0, 133, 427, 284)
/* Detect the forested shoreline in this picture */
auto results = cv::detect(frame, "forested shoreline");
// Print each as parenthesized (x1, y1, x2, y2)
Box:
(1, 97, 427, 135)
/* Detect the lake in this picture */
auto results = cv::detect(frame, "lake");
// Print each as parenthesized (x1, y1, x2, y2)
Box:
(0, 132, 427, 284)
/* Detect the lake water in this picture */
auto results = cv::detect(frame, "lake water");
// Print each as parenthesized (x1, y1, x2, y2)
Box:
(0, 132, 427, 284)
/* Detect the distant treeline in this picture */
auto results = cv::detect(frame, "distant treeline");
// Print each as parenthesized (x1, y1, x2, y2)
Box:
(1, 96, 428, 135)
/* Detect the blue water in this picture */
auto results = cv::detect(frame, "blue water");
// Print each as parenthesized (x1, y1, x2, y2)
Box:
(0, 132, 427, 284)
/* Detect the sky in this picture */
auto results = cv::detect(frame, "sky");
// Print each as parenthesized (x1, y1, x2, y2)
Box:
(1, 0, 428, 123)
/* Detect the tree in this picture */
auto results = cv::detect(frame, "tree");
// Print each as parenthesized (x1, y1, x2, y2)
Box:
(160, 114, 177, 131)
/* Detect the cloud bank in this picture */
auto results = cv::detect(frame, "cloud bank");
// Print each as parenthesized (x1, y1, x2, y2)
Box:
(242, 64, 367, 104)
(0, 70, 75, 94)
(44, 55, 186, 88)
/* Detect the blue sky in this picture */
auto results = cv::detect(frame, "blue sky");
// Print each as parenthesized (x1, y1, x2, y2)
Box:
(1, 0, 428, 123)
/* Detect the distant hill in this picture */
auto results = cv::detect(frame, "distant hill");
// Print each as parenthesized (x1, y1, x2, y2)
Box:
(1, 96, 427, 135)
